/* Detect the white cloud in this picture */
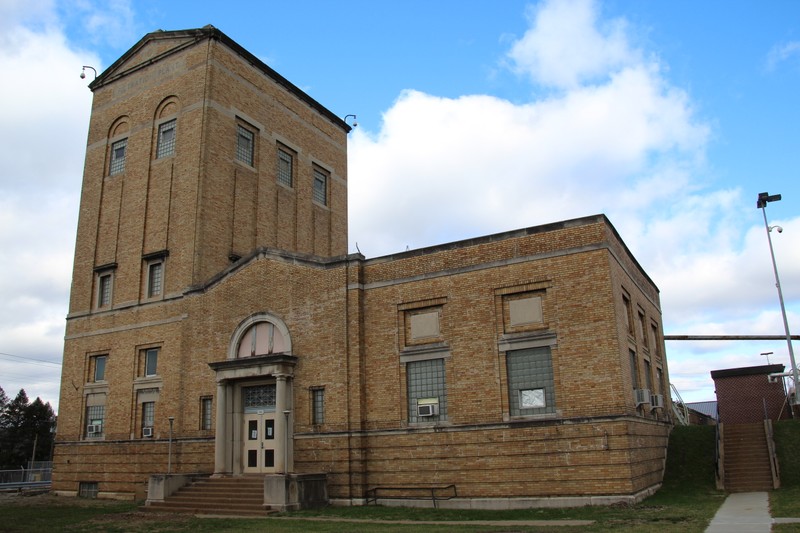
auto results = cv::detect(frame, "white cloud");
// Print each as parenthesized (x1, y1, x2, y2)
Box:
(766, 41, 800, 72)
(349, 0, 800, 405)
(507, 0, 639, 89)
(0, 3, 97, 412)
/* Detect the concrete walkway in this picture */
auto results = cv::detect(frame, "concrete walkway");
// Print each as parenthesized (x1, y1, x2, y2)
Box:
(705, 492, 773, 532)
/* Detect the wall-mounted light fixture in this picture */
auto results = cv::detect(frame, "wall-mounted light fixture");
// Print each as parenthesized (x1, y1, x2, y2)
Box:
(80, 66, 97, 80)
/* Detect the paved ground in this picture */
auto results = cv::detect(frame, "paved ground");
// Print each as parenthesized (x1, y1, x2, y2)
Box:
(705, 492, 800, 533)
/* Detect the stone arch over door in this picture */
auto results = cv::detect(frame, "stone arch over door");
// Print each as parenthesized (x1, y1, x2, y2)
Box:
(228, 312, 292, 359)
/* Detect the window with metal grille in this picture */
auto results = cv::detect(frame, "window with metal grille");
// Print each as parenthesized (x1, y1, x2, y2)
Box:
(243, 384, 276, 412)
(506, 347, 555, 416)
(156, 119, 176, 158)
(147, 261, 163, 297)
(236, 125, 254, 166)
(312, 168, 328, 205)
(200, 396, 213, 430)
(311, 388, 324, 425)
(142, 401, 155, 430)
(407, 358, 447, 423)
(278, 148, 293, 187)
(85, 405, 105, 437)
(78, 481, 99, 499)
(109, 138, 127, 175)
(98, 273, 112, 307)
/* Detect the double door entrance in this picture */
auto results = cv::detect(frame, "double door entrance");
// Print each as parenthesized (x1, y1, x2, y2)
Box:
(243, 410, 276, 473)
(242, 384, 278, 474)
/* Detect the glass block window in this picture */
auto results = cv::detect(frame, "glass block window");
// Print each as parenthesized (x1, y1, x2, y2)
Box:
(98, 273, 112, 307)
(142, 401, 155, 429)
(78, 481, 99, 499)
(86, 405, 105, 437)
(243, 384, 276, 413)
(109, 138, 127, 175)
(312, 168, 328, 205)
(278, 148, 293, 187)
(200, 396, 213, 430)
(147, 261, 163, 297)
(311, 388, 324, 425)
(156, 119, 176, 158)
(93, 355, 107, 382)
(407, 358, 447, 423)
(506, 347, 555, 416)
(236, 125, 254, 166)
(144, 348, 158, 377)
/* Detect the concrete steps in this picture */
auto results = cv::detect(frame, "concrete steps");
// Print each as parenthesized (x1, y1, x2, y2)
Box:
(144, 476, 272, 517)
(723, 423, 775, 492)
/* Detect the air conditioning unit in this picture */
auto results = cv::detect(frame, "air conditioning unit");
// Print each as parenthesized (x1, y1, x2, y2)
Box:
(650, 394, 665, 409)
(142, 427, 154, 438)
(87, 424, 101, 435)
(417, 403, 439, 417)
(634, 388, 651, 406)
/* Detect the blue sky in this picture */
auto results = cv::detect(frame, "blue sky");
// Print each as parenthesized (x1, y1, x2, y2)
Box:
(1, 0, 799, 411)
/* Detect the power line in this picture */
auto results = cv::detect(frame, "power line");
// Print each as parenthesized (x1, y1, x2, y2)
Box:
(0, 351, 62, 366)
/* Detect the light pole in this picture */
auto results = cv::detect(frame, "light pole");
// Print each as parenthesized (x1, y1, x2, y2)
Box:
(167, 416, 175, 474)
(757, 192, 798, 403)
(283, 410, 291, 474)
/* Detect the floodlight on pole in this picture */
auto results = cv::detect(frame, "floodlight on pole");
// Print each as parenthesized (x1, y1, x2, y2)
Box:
(757, 192, 798, 403)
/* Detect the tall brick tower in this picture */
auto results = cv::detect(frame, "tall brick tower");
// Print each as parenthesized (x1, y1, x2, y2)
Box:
(69, 26, 349, 315)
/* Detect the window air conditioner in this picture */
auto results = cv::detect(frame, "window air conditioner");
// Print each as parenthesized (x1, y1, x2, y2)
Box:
(87, 424, 101, 435)
(142, 426, 154, 438)
(417, 403, 439, 417)
(634, 388, 651, 406)
(650, 394, 665, 409)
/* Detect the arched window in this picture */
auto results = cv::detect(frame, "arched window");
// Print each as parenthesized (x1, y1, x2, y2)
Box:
(236, 321, 288, 358)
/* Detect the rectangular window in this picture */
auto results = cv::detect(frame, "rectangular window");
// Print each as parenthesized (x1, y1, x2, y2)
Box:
(312, 168, 328, 205)
(85, 405, 105, 437)
(78, 481, 99, 499)
(109, 139, 127, 175)
(236, 125, 255, 166)
(311, 388, 324, 425)
(630, 349, 639, 389)
(622, 294, 633, 335)
(638, 310, 648, 348)
(200, 396, 213, 430)
(507, 347, 555, 416)
(144, 348, 158, 377)
(651, 323, 661, 358)
(656, 367, 664, 395)
(277, 148, 293, 187)
(142, 401, 155, 429)
(156, 119, 176, 158)
(407, 358, 447, 423)
(644, 359, 653, 391)
(147, 261, 163, 297)
(97, 273, 112, 307)
(92, 355, 107, 382)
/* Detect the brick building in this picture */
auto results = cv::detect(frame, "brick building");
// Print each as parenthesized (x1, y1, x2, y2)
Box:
(711, 365, 791, 424)
(53, 26, 673, 507)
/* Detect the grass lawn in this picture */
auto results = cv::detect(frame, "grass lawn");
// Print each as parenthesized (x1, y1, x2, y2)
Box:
(0, 425, 727, 532)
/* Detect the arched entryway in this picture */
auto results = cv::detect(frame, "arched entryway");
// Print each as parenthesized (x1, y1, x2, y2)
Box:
(208, 313, 296, 476)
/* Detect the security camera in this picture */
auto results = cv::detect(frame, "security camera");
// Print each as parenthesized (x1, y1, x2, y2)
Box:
(777, 226, 783, 233)
(80, 71, 86, 79)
